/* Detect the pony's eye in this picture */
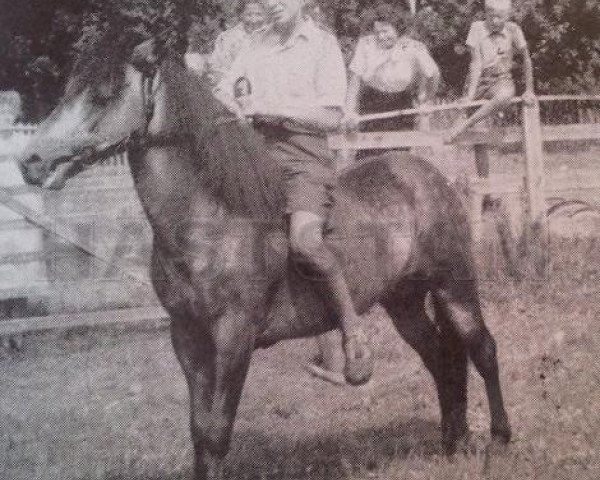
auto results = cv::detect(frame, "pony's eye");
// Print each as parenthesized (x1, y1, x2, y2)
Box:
(91, 88, 113, 106)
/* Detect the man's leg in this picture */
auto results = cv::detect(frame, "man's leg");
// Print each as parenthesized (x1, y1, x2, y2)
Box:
(474, 144, 499, 211)
(288, 209, 373, 385)
(474, 144, 490, 178)
(445, 83, 515, 144)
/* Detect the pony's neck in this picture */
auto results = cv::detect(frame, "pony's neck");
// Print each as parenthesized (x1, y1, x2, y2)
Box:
(128, 57, 213, 240)
(130, 53, 284, 234)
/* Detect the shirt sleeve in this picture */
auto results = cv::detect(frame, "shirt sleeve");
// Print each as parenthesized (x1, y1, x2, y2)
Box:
(465, 21, 482, 50)
(314, 33, 348, 108)
(210, 31, 228, 78)
(511, 24, 528, 51)
(214, 49, 247, 103)
(413, 42, 439, 79)
(348, 37, 368, 79)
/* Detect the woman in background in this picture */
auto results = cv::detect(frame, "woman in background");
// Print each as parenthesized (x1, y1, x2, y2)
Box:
(342, 3, 439, 145)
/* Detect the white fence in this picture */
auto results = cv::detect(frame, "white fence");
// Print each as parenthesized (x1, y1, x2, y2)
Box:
(0, 126, 157, 317)
(0, 123, 37, 154)
(1, 97, 599, 330)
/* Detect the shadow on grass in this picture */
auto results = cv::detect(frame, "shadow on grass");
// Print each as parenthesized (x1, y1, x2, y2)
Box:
(103, 417, 441, 480)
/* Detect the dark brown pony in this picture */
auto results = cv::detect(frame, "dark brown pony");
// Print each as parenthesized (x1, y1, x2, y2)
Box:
(18, 44, 511, 480)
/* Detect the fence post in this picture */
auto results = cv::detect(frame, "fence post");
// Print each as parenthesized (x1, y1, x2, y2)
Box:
(521, 99, 548, 275)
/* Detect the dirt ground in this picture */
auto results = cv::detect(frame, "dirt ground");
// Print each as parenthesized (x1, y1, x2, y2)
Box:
(1, 237, 599, 480)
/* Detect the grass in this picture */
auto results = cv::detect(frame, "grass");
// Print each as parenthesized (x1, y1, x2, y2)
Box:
(1, 237, 600, 480)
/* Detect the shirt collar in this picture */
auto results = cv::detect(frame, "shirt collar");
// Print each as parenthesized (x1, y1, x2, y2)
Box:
(293, 17, 315, 41)
(258, 17, 315, 48)
(484, 22, 509, 38)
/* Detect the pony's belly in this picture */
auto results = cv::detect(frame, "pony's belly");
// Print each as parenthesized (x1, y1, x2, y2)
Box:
(256, 274, 335, 348)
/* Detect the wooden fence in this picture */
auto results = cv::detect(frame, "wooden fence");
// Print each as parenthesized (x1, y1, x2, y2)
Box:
(329, 95, 600, 244)
(0, 96, 599, 334)
(0, 142, 160, 327)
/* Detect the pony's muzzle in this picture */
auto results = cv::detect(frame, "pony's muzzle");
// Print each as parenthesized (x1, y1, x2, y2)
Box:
(18, 154, 46, 186)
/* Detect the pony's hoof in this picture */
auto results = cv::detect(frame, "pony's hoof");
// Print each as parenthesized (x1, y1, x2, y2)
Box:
(483, 437, 512, 473)
(443, 430, 473, 456)
(344, 330, 374, 386)
(490, 427, 512, 447)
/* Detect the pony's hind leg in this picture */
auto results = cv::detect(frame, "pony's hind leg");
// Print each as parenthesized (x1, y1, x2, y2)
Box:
(433, 281, 512, 446)
(171, 310, 255, 480)
(382, 285, 469, 454)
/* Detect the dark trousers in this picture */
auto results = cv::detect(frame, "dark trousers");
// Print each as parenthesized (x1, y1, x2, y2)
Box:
(358, 86, 414, 158)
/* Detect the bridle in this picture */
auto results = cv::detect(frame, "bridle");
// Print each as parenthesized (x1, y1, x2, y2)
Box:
(42, 44, 241, 182)
(48, 57, 190, 173)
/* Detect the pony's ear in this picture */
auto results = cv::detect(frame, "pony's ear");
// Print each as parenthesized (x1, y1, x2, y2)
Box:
(130, 39, 158, 75)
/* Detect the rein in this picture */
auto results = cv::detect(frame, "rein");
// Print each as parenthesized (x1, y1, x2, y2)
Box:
(50, 54, 240, 178)
(53, 68, 193, 171)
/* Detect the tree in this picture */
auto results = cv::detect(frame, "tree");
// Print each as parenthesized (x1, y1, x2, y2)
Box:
(0, 0, 224, 121)
(0, 1, 93, 120)
(317, 0, 600, 95)
(2, 0, 599, 121)
(514, 0, 600, 93)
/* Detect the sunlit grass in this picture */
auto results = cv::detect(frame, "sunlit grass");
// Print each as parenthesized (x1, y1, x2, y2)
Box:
(1, 237, 599, 480)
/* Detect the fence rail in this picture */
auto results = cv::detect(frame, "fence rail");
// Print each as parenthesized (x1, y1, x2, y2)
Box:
(0, 129, 156, 321)
(330, 95, 600, 246)
(0, 95, 599, 333)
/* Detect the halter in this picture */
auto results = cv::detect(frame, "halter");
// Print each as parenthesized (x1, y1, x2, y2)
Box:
(126, 66, 195, 151)
(46, 47, 241, 180)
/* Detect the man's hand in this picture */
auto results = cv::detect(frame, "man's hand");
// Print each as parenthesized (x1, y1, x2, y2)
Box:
(522, 90, 537, 107)
(416, 90, 434, 107)
(236, 94, 256, 118)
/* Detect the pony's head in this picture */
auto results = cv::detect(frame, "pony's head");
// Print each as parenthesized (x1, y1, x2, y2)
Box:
(17, 38, 167, 188)
(19, 37, 284, 220)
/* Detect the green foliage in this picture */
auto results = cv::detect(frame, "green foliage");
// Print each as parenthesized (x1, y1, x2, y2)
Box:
(0, 0, 223, 121)
(316, 0, 600, 95)
(1, 0, 599, 121)
(514, 0, 600, 93)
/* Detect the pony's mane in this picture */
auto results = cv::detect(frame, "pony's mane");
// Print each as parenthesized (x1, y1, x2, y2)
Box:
(67, 35, 132, 104)
(44, 37, 284, 222)
(159, 55, 284, 222)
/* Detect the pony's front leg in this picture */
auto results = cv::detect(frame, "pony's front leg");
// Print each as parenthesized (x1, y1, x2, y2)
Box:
(171, 310, 255, 480)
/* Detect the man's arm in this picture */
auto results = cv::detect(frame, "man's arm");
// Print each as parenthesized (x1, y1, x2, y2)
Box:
(513, 22, 535, 105)
(414, 47, 440, 104)
(344, 73, 362, 114)
(340, 72, 362, 131)
(464, 46, 483, 100)
(518, 47, 535, 94)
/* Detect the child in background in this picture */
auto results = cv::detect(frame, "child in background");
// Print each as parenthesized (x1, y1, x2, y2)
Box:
(445, 0, 535, 179)
(209, 1, 267, 85)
